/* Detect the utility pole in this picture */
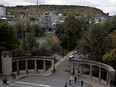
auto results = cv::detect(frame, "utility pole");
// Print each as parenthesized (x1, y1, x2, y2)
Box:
(37, 0, 38, 5)
(36, 0, 38, 16)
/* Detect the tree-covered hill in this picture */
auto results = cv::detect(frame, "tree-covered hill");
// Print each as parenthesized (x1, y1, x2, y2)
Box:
(6, 5, 107, 17)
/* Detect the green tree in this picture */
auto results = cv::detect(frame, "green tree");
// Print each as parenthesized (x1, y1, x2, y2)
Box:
(56, 15, 88, 50)
(15, 18, 28, 38)
(77, 16, 116, 61)
(37, 42, 52, 56)
(77, 24, 111, 60)
(21, 33, 39, 51)
(26, 23, 35, 34)
(0, 19, 18, 52)
(111, 30, 116, 48)
(32, 24, 44, 37)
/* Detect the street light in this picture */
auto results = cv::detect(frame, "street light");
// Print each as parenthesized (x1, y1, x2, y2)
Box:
(52, 45, 56, 73)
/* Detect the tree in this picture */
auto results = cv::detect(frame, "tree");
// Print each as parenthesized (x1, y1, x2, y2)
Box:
(77, 24, 111, 60)
(102, 30, 116, 66)
(37, 42, 52, 56)
(109, 30, 116, 48)
(0, 19, 18, 52)
(56, 15, 88, 50)
(15, 18, 28, 38)
(102, 17, 116, 65)
(32, 24, 44, 37)
(21, 33, 39, 51)
(77, 16, 116, 61)
(102, 49, 116, 65)
(26, 23, 35, 34)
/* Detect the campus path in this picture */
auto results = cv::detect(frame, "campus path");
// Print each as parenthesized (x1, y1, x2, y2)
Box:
(0, 52, 108, 87)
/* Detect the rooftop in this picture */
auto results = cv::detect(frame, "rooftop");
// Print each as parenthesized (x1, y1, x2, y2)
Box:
(0, 5, 5, 7)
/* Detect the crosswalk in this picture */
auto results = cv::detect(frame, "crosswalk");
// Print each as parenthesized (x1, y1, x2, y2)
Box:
(1, 81, 51, 87)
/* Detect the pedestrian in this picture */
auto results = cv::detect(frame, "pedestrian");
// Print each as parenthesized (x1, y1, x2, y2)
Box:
(3, 78, 7, 84)
(12, 73, 14, 77)
(2, 78, 5, 84)
(78, 70, 80, 73)
(5, 78, 7, 84)
(69, 80, 71, 85)
(26, 70, 28, 74)
(78, 70, 80, 78)
(81, 80, 83, 86)
(74, 76, 77, 83)
(13, 73, 16, 79)
(65, 82, 67, 87)
(17, 70, 19, 75)
(53, 66, 56, 73)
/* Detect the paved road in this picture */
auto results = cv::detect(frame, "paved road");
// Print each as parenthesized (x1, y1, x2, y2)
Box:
(0, 55, 91, 87)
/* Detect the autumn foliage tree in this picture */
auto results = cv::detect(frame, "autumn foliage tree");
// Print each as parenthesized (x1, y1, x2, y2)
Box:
(102, 30, 116, 66)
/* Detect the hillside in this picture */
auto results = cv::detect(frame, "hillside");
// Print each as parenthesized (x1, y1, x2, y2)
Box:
(6, 5, 107, 17)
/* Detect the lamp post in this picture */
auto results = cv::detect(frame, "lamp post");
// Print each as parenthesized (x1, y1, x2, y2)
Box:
(53, 51, 56, 73)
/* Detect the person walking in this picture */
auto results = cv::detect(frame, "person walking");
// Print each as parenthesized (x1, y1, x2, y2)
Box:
(69, 80, 71, 85)
(74, 76, 77, 83)
(78, 70, 80, 78)
(3, 78, 5, 84)
(81, 80, 83, 86)
(13, 73, 16, 79)
(3, 78, 7, 84)
(65, 82, 67, 87)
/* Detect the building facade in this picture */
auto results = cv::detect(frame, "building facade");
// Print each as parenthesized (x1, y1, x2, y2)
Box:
(40, 12, 59, 32)
(0, 5, 6, 17)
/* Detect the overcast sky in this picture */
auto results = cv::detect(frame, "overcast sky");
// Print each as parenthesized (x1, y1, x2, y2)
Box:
(0, 0, 116, 15)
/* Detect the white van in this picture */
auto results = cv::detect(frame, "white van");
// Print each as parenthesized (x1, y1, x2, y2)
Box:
(69, 55, 74, 60)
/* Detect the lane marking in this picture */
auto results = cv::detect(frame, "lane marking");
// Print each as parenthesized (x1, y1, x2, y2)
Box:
(15, 81, 50, 87)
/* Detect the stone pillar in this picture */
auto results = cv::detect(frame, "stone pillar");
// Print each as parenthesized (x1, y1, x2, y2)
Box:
(43, 60, 46, 71)
(71, 63, 74, 75)
(106, 70, 109, 85)
(17, 61, 19, 75)
(108, 70, 115, 87)
(35, 60, 37, 71)
(25, 60, 28, 74)
(17, 61, 19, 71)
(90, 65, 92, 78)
(1, 51, 12, 75)
(51, 60, 54, 70)
(80, 64, 83, 76)
(25, 60, 28, 70)
(99, 67, 101, 81)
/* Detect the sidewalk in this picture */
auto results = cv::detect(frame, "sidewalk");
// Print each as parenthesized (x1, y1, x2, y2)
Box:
(81, 76, 108, 87)
(70, 75, 108, 87)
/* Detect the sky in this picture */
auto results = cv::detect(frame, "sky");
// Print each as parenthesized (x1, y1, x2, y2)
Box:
(0, 0, 116, 16)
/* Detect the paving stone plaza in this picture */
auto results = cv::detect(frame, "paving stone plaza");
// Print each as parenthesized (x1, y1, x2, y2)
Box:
(0, 52, 115, 87)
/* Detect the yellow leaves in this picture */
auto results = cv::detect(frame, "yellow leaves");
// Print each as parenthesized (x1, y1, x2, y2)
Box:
(108, 30, 116, 48)
(102, 49, 116, 62)
(15, 17, 29, 31)
(51, 35, 58, 42)
(111, 30, 116, 42)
